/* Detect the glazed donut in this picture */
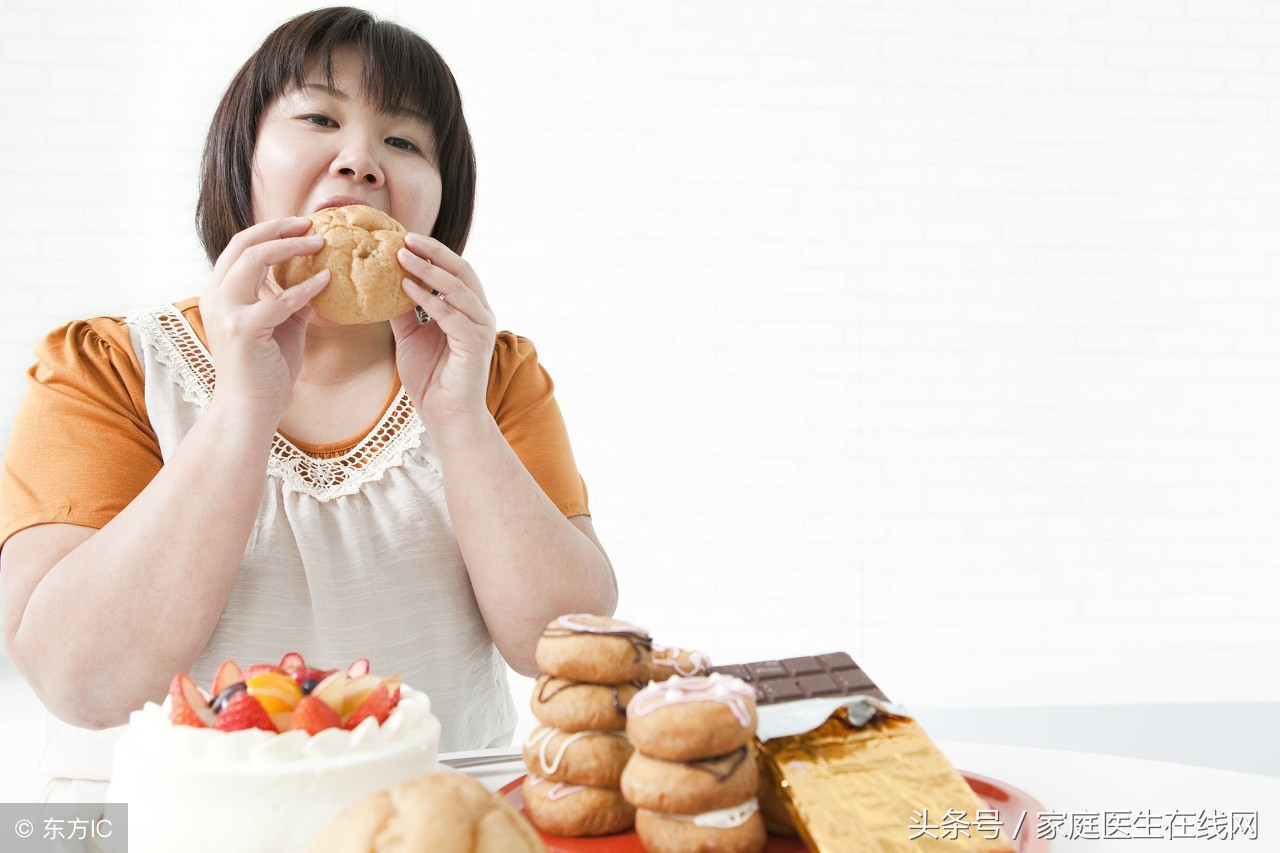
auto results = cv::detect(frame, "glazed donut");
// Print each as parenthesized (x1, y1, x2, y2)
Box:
(530, 675, 639, 733)
(521, 775, 635, 837)
(535, 614, 653, 683)
(522, 726, 633, 787)
(620, 746, 757, 814)
(635, 801, 766, 853)
(645, 643, 711, 682)
(626, 674, 757, 761)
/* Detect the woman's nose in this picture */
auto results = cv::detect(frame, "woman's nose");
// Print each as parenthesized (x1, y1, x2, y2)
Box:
(331, 138, 384, 187)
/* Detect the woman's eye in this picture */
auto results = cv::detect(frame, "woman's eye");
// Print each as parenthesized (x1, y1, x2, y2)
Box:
(387, 137, 420, 153)
(302, 114, 336, 127)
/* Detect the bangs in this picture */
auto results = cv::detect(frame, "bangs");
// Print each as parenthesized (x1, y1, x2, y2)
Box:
(270, 14, 463, 157)
(197, 7, 477, 265)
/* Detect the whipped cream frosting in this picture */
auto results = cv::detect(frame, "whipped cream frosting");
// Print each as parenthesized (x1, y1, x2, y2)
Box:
(125, 685, 434, 765)
(107, 685, 440, 853)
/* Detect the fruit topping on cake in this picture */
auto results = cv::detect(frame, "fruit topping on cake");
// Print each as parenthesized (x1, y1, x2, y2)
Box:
(166, 653, 403, 734)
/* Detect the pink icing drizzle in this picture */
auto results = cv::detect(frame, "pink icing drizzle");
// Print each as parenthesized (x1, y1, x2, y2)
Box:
(524, 726, 622, 776)
(651, 643, 710, 677)
(526, 774, 587, 801)
(628, 673, 755, 728)
(557, 613, 648, 636)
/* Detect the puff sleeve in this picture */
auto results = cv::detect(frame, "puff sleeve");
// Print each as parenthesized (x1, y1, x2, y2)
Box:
(0, 318, 162, 548)
(485, 333, 590, 518)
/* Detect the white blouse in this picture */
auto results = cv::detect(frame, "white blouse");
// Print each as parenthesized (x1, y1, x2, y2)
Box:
(39, 304, 516, 798)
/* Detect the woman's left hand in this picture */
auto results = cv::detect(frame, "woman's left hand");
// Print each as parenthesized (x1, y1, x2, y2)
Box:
(390, 233, 497, 430)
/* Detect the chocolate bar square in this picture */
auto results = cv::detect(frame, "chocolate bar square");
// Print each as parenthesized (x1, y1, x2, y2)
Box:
(710, 651, 889, 704)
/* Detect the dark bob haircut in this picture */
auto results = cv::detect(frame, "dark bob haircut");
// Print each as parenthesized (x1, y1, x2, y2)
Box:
(196, 7, 476, 265)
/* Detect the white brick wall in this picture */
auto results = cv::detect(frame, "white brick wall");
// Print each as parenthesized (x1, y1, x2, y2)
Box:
(1, 0, 1278, 710)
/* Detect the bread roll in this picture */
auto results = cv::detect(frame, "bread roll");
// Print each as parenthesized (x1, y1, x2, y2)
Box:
(273, 204, 422, 324)
(311, 772, 546, 853)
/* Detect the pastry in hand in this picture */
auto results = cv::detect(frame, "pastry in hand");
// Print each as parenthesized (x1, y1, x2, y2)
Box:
(273, 204, 421, 324)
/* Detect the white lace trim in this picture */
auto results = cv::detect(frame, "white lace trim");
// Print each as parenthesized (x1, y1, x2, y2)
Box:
(126, 304, 426, 502)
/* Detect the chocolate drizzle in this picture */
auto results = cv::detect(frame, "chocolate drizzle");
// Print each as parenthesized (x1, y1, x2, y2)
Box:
(534, 676, 646, 717)
(540, 625, 654, 664)
(684, 746, 750, 782)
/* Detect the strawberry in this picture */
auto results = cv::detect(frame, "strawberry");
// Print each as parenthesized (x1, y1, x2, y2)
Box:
(289, 696, 342, 735)
(210, 660, 243, 697)
(346, 658, 370, 678)
(381, 677, 404, 712)
(169, 672, 216, 728)
(279, 652, 306, 674)
(240, 664, 286, 681)
(214, 689, 277, 733)
(342, 684, 392, 730)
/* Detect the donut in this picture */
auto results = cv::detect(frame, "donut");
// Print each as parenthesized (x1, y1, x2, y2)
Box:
(312, 772, 544, 853)
(646, 643, 711, 682)
(625, 674, 757, 761)
(535, 614, 653, 683)
(521, 726, 633, 787)
(273, 204, 420, 324)
(520, 775, 635, 837)
(635, 802, 766, 853)
(620, 746, 757, 814)
(530, 674, 640, 732)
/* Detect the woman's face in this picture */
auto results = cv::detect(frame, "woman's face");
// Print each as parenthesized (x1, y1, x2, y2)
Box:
(251, 44, 444, 240)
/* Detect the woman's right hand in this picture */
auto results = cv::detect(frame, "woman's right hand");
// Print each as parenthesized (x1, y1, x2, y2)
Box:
(199, 217, 329, 422)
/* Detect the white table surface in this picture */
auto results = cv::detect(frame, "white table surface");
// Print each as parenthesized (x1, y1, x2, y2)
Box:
(443, 740, 1280, 853)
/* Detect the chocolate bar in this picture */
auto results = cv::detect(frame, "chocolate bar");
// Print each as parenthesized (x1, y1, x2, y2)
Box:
(709, 652, 889, 705)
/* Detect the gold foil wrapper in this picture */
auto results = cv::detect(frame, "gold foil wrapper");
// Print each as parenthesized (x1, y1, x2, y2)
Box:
(759, 709, 1014, 853)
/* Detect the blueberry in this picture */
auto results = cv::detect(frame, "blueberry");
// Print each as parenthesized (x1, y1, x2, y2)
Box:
(301, 679, 320, 695)
(212, 682, 247, 713)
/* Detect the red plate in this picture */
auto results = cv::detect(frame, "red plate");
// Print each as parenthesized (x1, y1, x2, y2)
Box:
(501, 771, 1050, 852)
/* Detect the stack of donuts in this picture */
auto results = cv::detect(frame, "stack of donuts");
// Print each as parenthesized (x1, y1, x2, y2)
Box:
(621, 673, 767, 853)
(521, 614, 651, 837)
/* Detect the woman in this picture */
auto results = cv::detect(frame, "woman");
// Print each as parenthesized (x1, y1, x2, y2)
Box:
(0, 7, 616, 801)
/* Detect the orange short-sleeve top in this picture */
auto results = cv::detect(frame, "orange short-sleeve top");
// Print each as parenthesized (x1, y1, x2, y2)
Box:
(0, 297, 589, 546)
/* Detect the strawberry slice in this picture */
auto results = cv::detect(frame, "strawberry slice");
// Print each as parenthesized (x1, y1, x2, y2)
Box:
(214, 689, 277, 733)
(289, 695, 342, 735)
(346, 658, 370, 678)
(170, 673, 216, 728)
(210, 660, 243, 697)
(279, 652, 306, 674)
(381, 677, 404, 711)
(342, 684, 392, 730)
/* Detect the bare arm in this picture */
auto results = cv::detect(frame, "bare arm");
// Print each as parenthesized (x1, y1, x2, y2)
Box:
(2, 398, 279, 728)
(431, 413, 617, 676)
(392, 235, 618, 676)
(0, 217, 329, 728)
